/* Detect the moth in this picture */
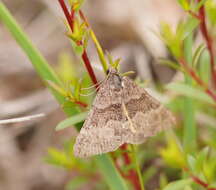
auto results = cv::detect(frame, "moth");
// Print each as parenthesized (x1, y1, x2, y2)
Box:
(74, 68, 175, 157)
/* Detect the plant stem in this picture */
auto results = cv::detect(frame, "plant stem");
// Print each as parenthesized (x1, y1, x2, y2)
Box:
(179, 58, 216, 103)
(131, 145, 145, 190)
(197, 0, 216, 88)
(58, 0, 99, 88)
(58, 1, 141, 189)
(184, 167, 216, 190)
(121, 144, 142, 190)
(82, 50, 99, 89)
(58, 0, 74, 31)
(182, 33, 196, 153)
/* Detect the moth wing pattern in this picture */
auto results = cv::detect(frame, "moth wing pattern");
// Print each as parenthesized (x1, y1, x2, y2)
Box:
(74, 78, 127, 157)
(74, 73, 175, 158)
(73, 107, 125, 158)
(121, 77, 175, 144)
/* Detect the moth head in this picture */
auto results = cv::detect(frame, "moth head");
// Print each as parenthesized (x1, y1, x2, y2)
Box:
(106, 67, 118, 75)
(105, 68, 122, 90)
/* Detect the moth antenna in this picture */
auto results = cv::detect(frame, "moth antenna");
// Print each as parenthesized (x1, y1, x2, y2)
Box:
(81, 79, 104, 91)
(122, 102, 136, 133)
(81, 71, 111, 91)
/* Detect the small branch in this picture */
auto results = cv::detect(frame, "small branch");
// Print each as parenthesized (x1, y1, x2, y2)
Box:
(74, 100, 88, 108)
(184, 167, 216, 190)
(132, 145, 145, 190)
(58, 0, 98, 88)
(58, 0, 74, 31)
(121, 144, 142, 190)
(179, 58, 216, 103)
(188, 10, 201, 20)
(58, 1, 141, 189)
(82, 50, 99, 89)
(197, 0, 216, 88)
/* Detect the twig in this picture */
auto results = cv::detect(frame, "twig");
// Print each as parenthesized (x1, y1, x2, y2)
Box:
(58, 0, 98, 88)
(121, 144, 142, 190)
(197, 0, 216, 88)
(132, 145, 145, 190)
(0, 113, 45, 125)
(184, 167, 216, 190)
(58, 1, 141, 189)
(179, 58, 216, 103)
(58, 0, 74, 31)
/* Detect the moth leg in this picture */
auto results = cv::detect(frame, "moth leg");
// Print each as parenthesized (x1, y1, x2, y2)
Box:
(122, 102, 136, 133)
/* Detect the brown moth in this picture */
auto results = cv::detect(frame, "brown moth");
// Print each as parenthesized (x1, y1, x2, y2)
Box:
(74, 68, 175, 157)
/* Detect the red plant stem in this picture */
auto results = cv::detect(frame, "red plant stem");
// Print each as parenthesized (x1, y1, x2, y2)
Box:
(58, 1, 143, 189)
(179, 58, 216, 103)
(82, 50, 99, 89)
(192, 176, 208, 188)
(197, 0, 216, 88)
(58, 0, 98, 88)
(184, 167, 216, 190)
(58, 0, 74, 31)
(74, 100, 88, 108)
(58, 2, 141, 189)
(121, 144, 141, 190)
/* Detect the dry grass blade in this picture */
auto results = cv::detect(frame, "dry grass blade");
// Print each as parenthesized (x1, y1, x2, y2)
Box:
(0, 113, 45, 125)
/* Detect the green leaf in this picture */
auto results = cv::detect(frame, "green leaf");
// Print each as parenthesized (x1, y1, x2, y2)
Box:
(196, 147, 209, 172)
(192, 44, 206, 68)
(206, 0, 216, 26)
(187, 155, 196, 172)
(177, 0, 190, 10)
(66, 176, 88, 190)
(163, 179, 192, 190)
(182, 17, 199, 40)
(95, 154, 129, 190)
(166, 83, 215, 105)
(199, 50, 211, 84)
(158, 58, 183, 71)
(56, 112, 88, 131)
(45, 148, 75, 169)
(90, 30, 108, 73)
(194, 0, 208, 11)
(184, 186, 193, 190)
(183, 32, 196, 153)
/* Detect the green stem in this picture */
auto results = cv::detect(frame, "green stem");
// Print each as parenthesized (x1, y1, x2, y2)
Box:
(183, 27, 196, 153)
(131, 145, 145, 190)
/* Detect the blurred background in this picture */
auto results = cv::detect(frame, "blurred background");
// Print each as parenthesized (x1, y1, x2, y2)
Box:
(1, 0, 211, 190)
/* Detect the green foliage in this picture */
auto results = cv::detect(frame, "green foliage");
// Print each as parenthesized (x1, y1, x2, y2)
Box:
(177, 0, 190, 11)
(160, 138, 186, 169)
(56, 112, 87, 131)
(1, 0, 216, 189)
(96, 155, 130, 190)
(69, 0, 85, 11)
(0, 2, 128, 190)
(206, 0, 216, 26)
(166, 82, 215, 105)
(66, 176, 89, 190)
(163, 179, 192, 190)
(90, 30, 108, 73)
(45, 140, 81, 170)
(160, 17, 199, 58)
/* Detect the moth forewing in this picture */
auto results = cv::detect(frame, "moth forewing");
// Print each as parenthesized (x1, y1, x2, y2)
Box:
(73, 69, 175, 158)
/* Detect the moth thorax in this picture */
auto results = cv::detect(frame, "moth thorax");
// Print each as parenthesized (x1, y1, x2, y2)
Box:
(110, 74, 123, 90)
